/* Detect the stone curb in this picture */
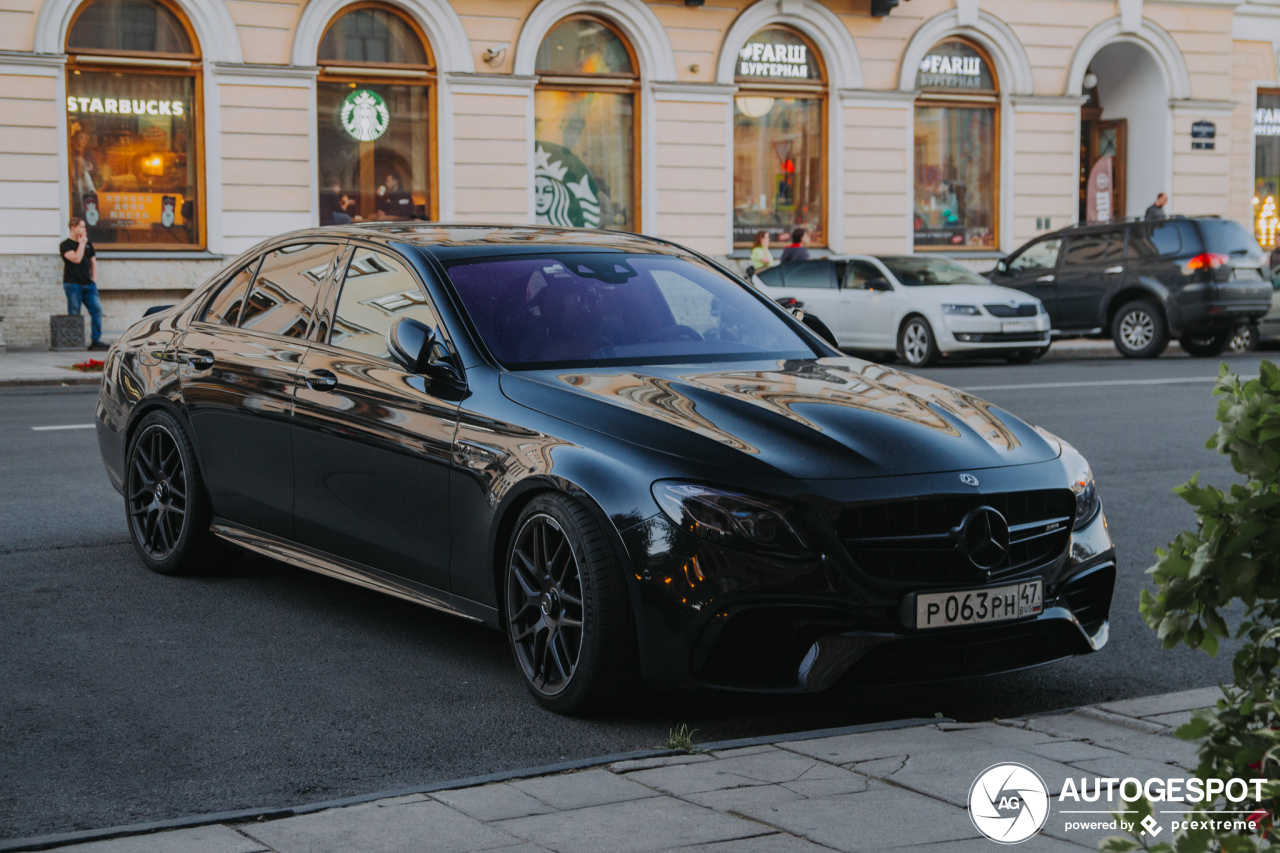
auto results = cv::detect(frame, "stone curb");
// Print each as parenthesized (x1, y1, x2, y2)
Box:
(0, 717, 940, 852)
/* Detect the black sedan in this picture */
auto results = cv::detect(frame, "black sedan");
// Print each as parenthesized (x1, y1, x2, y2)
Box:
(95, 224, 1115, 714)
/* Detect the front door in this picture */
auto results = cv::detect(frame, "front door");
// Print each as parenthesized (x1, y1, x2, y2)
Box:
(179, 241, 343, 538)
(990, 236, 1064, 325)
(839, 259, 897, 348)
(290, 244, 459, 592)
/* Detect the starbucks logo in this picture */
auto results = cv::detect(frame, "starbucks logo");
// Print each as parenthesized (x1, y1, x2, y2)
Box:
(535, 142, 601, 229)
(341, 90, 390, 142)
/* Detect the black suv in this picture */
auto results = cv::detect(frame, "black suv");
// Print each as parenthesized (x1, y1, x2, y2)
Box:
(986, 217, 1273, 357)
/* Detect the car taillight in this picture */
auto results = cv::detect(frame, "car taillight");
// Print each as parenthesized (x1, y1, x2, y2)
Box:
(775, 297, 804, 309)
(1184, 253, 1229, 274)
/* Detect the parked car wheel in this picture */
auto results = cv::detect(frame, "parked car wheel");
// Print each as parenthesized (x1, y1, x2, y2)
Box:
(504, 493, 637, 715)
(1005, 345, 1050, 364)
(1228, 323, 1259, 354)
(1179, 329, 1233, 358)
(1111, 300, 1169, 359)
(897, 316, 939, 367)
(125, 409, 220, 575)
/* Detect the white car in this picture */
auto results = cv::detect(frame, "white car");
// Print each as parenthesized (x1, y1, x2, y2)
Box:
(753, 254, 1051, 367)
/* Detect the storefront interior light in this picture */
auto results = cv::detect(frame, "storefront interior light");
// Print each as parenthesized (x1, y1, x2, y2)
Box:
(735, 96, 775, 119)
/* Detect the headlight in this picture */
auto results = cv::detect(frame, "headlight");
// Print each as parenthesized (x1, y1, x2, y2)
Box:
(653, 482, 811, 556)
(1060, 441, 1101, 529)
(942, 304, 980, 316)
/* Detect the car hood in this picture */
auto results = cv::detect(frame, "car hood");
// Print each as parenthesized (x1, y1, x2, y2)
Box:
(499, 357, 1059, 480)
(905, 283, 1041, 306)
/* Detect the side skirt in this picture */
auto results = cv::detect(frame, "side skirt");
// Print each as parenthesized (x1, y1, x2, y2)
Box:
(210, 519, 498, 627)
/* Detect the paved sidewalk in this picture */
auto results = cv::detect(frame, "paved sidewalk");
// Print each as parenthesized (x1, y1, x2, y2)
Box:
(10, 687, 1221, 853)
(0, 349, 105, 387)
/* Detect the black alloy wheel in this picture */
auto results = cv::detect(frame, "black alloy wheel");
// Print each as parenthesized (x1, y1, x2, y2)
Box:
(125, 410, 219, 574)
(1179, 329, 1233, 358)
(504, 493, 637, 714)
(1111, 299, 1169, 359)
(897, 315, 939, 367)
(1228, 323, 1258, 355)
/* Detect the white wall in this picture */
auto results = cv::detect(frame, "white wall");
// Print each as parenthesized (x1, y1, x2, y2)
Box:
(1091, 42, 1170, 216)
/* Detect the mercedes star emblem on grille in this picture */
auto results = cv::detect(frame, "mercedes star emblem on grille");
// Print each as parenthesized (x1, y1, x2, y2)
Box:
(959, 507, 1010, 572)
(959, 473, 980, 487)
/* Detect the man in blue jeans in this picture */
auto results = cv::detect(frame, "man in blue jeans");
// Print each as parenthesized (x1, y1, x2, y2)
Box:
(59, 217, 107, 351)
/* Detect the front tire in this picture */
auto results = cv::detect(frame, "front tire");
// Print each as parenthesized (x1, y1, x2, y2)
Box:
(1111, 300, 1169, 359)
(504, 493, 637, 715)
(897, 316, 939, 367)
(124, 410, 220, 575)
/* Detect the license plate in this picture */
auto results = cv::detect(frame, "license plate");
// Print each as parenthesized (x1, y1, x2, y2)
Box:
(1002, 320, 1038, 333)
(914, 580, 1042, 629)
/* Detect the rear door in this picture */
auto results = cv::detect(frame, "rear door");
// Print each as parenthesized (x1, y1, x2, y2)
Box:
(178, 241, 344, 538)
(290, 243, 459, 591)
(990, 237, 1063, 325)
(1055, 229, 1125, 330)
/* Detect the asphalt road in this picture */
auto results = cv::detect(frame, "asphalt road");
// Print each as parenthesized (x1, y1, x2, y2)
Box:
(0, 350, 1267, 839)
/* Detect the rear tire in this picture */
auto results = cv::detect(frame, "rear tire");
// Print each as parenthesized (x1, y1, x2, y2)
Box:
(504, 493, 638, 715)
(124, 410, 223, 575)
(897, 316, 939, 367)
(1179, 329, 1232, 358)
(1111, 300, 1169, 359)
(1227, 324, 1258, 355)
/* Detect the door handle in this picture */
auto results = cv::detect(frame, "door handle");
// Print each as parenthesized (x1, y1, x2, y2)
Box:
(177, 349, 214, 370)
(1036, 275, 1055, 283)
(1104, 265, 1124, 274)
(304, 369, 338, 392)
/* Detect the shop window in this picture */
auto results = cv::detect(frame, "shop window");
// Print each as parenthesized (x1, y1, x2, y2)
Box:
(317, 4, 434, 224)
(732, 27, 825, 247)
(1255, 91, 1280, 250)
(65, 0, 202, 249)
(914, 39, 998, 251)
(534, 17, 638, 231)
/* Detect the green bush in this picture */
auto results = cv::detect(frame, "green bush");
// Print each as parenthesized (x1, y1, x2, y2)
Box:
(1103, 361, 1280, 852)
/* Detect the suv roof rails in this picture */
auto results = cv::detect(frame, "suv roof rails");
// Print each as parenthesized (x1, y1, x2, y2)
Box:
(1056, 214, 1217, 231)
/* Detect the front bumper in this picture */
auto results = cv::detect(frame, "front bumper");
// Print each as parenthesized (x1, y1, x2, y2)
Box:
(621, 467, 1115, 693)
(940, 313, 1051, 353)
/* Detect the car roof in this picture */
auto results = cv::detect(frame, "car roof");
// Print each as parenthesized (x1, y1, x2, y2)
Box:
(258, 222, 691, 262)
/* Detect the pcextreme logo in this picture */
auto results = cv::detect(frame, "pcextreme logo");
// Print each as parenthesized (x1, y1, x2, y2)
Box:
(969, 763, 1050, 844)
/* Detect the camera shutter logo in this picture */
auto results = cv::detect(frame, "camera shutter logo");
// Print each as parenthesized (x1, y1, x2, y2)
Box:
(969, 763, 1049, 844)
(341, 90, 390, 142)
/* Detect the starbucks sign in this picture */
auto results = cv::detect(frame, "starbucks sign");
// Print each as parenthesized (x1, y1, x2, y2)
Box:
(340, 90, 390, 142)
(535, 142, 602, 229)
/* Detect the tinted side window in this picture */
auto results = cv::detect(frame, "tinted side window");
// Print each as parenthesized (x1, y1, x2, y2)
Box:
(1199, 220, 1263, 258)
(1129, 221, 1201, 258)
(240, 243, 340, 338)
(755, 265, 783, 288)
(1007, 238, 1062, 273)
(201, 258, 259, 326)
(330, 248, 441, 360)
(845, 260, 884, 290)
(782, 259, 837, 289)
(1062, 234, 1108, 266)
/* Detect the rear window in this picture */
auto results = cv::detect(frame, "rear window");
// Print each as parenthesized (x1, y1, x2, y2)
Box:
(1128, 221, 1201, 258)
(1198, 220, 1264, 260)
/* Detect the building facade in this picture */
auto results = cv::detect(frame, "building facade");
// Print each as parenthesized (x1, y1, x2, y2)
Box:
(2, 0, 1278, 346)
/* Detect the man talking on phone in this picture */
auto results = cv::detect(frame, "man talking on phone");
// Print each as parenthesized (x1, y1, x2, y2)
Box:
(60, 216, 107, 351)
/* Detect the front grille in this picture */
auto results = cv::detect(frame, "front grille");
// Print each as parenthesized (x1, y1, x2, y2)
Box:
(985, 303, 1039, 318)
(838, 490, 1075, 586)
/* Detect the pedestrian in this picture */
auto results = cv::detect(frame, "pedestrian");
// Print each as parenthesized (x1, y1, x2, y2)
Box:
(749, 230, 774, 271)
(779, 227, 810, 264)
(320, 176, 354, 225)
(60, 216, 106, 351)
(1144, 193, 1168, 221)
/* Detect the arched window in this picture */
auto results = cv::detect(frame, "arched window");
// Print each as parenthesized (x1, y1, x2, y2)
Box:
(913, 38, 999, 251)
(534, 16, 639, 231)
(732, 26, 826, 248)
(65, 0, 203, 248)
(316, 4, 435, 224)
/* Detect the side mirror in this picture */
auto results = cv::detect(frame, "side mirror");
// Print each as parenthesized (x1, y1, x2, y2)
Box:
(865, 278, 892, 292)
(387, 317, 461, 381)
(994, 259, 1008, 275)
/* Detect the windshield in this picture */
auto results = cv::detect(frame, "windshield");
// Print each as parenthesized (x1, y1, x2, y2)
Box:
(879, 256, 991, 287)
(441, 252, 816, 368)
